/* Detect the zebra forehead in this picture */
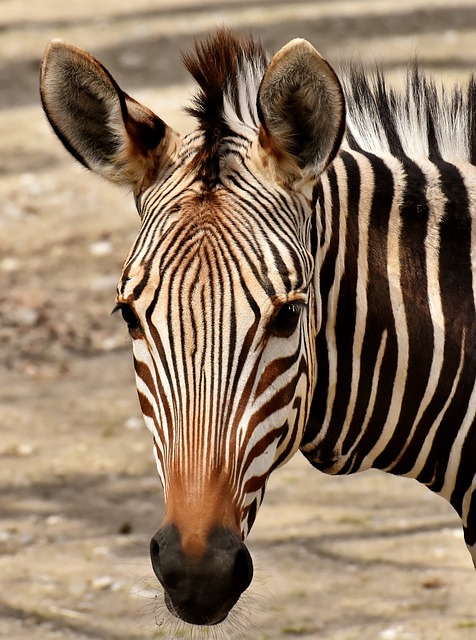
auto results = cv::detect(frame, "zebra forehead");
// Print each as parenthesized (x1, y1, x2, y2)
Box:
(121, 185, 312, 299)
(120, 235, 307, 306)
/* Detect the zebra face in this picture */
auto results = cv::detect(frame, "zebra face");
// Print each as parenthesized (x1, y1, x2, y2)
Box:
(118, 177, 317, 530)
(115, 175, 318, 624)
(40, 30, 344, 626)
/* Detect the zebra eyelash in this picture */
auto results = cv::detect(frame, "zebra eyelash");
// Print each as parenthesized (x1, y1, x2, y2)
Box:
(112, 302, 142, 334)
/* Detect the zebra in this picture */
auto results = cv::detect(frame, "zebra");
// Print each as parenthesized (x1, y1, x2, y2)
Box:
(40, 28, 476, 627)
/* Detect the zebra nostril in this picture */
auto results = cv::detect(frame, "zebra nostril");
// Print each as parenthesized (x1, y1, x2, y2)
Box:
(150, 536, 160, 557)
(232, 546, 253, 592)
(150, 534, 166, 586)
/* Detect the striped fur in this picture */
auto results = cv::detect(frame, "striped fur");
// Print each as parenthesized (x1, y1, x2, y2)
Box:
(128, 36, 476, 556)
(121, 33, 476, 555)
(119, 145, 317, 535)
(303, 69, 476, 555)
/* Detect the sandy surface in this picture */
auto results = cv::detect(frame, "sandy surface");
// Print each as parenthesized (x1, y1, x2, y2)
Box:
(1, 1, 476, 638)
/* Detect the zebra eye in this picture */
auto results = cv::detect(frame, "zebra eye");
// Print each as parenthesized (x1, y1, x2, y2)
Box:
(113, 303, 141, 335)
(271, 302, 303, 337)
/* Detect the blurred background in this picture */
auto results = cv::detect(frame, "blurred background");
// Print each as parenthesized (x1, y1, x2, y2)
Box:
(1, 1, 476, 639)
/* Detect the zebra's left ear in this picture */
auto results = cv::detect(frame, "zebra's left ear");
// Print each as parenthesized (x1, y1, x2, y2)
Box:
(256, 39, 345, 186)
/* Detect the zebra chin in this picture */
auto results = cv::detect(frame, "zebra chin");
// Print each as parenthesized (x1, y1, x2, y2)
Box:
(150, 524, 254, 626)
(163, 591, 228, 626)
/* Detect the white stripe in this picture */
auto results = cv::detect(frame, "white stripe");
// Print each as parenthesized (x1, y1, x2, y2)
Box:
(335, 154, 373, 454)
(410, 336, 466, 489)
(438, 164, 476, 498)
(392, 159, 446, 470)
(318, 157, 349, 442)
(358, 156, 408, 468)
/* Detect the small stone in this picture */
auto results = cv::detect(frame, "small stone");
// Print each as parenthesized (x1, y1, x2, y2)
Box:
(91, 575, 114, 591)
(379, 626, 417, 640)
(119, 52, 144, 69)
(1, 258, 20, 272)
(0, 529, 14, 542)
(110, 580, 125, 592)
(12, 307, 39, 327)
(18, 534, 34, 546)
(20, 172, 45, 196)
(48, 604, 83, 619)
(443, 30, 458, 43)
(124, 416, 142, 430)
(91, 546, 111, 557)
(100, 336, 119, 351)
(118, 522, 133, 535)
(89, 240, 113, 257)
(91, 274, 118, 291)
(16, 442, 35, 456)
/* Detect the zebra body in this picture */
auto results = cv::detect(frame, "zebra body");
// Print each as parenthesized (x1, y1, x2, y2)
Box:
(308, 141, 476, 548)
(40, 29, 476, 627)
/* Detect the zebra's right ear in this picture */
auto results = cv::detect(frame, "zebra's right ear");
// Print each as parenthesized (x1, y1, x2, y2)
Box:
(40, 40, 181, 194)
(256, 39, 345, 187)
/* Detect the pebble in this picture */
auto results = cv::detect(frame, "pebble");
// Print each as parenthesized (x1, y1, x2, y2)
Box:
(91, 575, 114, 591)
(443, 30, 458, 43)
(89, 240, 113, 257)
(1, 202, 24, 219)
(379, 626, 418, 640)
(20, 172, 46, 196)
(90, 575, 125, 592)
(18, 534, 34, 546)
(16, 442, 36, 456)
(0, 529, 14, 542)
(91, 274, 118, 291)
(119, 52, 144, 69)
(124, 416, 143, 430)
(100, 336, 120, 351)
(11, 307, 39, 327)
(48, 604, 83, 619)
(91, 546, 111, 557)
(1, 257, 20, 272)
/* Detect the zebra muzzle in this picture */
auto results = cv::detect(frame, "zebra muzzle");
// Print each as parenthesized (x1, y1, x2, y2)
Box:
(150, 524, 253, 625)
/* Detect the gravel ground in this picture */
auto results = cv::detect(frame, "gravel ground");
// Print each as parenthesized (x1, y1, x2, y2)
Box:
(1, 1, 476, 639)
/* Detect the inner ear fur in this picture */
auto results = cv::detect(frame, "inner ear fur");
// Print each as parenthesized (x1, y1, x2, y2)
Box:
(257, 39, 345, 186)
(40, 40, 181, 193)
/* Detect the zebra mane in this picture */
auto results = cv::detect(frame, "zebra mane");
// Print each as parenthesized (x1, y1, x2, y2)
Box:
(182, 29, 267, 186)
(183, 31, 476, 176)
(341, 64, 476, 164)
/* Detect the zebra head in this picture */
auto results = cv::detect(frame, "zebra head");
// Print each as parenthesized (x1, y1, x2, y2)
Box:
(40, 30, 344, 626)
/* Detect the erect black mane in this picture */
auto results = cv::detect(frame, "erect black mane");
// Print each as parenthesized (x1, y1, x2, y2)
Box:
(342, 63, 476, 165)
(182, 29, 476, 183)
(182, 28, 267, 187)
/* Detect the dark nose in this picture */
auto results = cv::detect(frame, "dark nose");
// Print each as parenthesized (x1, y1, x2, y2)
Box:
(150, 524, 253, 625)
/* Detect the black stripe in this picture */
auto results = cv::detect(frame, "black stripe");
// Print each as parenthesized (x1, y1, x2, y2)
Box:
(319, 153, 359, 453)
(427, 163, 475, 506)
(376, 158, 432, 473)
(341, 153, 397, 472)
(301, 165, 340, 458)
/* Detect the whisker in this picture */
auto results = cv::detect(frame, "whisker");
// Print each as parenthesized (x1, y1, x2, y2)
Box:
(146, 586, 265, 640)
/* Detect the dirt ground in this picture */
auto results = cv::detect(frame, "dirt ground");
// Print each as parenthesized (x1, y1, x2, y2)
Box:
(2, 1, 476, 639)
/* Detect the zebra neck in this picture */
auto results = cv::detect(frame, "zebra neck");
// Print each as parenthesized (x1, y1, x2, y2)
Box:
(303, 147, 476, 533)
